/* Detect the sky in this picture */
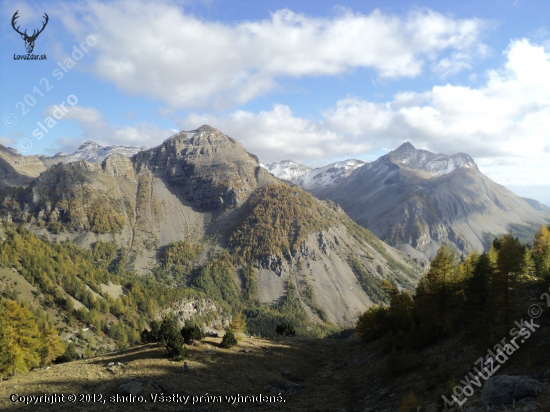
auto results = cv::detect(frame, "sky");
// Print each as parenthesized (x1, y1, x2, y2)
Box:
(1, 0, 550, 204)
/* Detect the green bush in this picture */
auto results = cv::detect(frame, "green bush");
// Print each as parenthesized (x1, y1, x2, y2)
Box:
(159, 316, 186, 359)
(166, 334, 186, 359)
(141, 320, 162, 343)
(220, 331, 237, 348)
(180, 323, 204, 344)
(55, 342, 79, 363)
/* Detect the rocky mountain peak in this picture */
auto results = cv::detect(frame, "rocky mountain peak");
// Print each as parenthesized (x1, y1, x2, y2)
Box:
(140, 126, 276, 210)
(450, 152, 476, 166)
(196, 124, 222, 134)
(163, 125, 236, 148)
(78, 141, 100, 150)
(394, 141, 416, 152)
(191, 125, 238, 146)
(387, 144, 477, 178)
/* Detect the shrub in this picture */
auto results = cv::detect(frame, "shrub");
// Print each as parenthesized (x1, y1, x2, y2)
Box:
(55, 342, 79, 363)
(276, 323, 295, 337)
(141, 320, 161, 343)
(220, 331, 237, 348)
(180, 323, 204, 344)
(166, 334, 187, 359)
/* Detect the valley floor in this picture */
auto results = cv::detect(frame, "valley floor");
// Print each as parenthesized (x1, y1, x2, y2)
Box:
(2, 331, 550, 411)
(0, 337, 362, 412)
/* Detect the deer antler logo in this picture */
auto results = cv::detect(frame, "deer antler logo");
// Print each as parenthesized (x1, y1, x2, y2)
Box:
(11, 10, 49, 54)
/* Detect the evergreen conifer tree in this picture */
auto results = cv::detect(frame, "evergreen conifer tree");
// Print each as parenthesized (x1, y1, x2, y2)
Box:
(39, 323, 64, 366)
(491, 234, 525, 337)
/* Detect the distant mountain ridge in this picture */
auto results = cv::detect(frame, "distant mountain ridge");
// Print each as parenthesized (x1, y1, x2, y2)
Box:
(523, 197, 550, 211)
(0, 144, 47, 188)
(307, 142, 550, 262)
(261, 159, 365, 189)
(262, 142, 549, 262)
(45, 141, 147, 164)
(0, 140, 147, 188)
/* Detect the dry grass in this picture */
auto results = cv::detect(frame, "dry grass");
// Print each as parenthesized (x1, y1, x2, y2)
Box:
(0, 337, 357, 411)
(3, 325, 550, 411)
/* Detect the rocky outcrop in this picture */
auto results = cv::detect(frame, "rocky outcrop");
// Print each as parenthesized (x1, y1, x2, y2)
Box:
(478, 375, 547, 405)
(155, 297, 231, 330)
(101, 154, 136, 178)
(254, 225, 419, 327)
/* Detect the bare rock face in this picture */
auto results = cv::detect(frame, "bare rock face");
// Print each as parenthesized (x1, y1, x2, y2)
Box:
(136, 125, 275, 210)
(101, 154, 135, 178)
(156, 297, 231, 330)
(479, 375, 547, 405)
(253, 223, 419, 328)
(0, 144, 47, 188)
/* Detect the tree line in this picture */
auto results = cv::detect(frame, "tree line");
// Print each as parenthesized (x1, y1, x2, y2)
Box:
(355, 226, 550, 375)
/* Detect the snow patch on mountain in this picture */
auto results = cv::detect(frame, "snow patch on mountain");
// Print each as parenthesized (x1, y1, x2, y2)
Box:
(297, 159, 366, 189)
(261, 160, 311, 182)
(48, 141, 147, 164)
(390, 142, 476, 177)
(261, 159, 365, 189)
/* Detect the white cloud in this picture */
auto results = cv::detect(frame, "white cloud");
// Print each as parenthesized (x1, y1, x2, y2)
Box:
(44, 105, 173, 153)
(0, 136, 15, 146)
(172, 39, 550, 203)
(175, 104, 371, 164)
(53, 106, 108, 131)
(325, 39, 550, 201)
(55, 1, 487, 109)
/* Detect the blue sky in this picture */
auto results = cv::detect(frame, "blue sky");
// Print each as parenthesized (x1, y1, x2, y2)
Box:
(1, 0, 550, 204)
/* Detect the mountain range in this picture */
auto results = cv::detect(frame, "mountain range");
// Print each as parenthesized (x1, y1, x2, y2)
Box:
(0, 140, 144, 188)
(0, 126, 420, 329)
(263, 142, 550, 263)
(3, 131, 548, 266)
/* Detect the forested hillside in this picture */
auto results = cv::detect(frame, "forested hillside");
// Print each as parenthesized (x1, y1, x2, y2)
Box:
(354, 225, 550, 408)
